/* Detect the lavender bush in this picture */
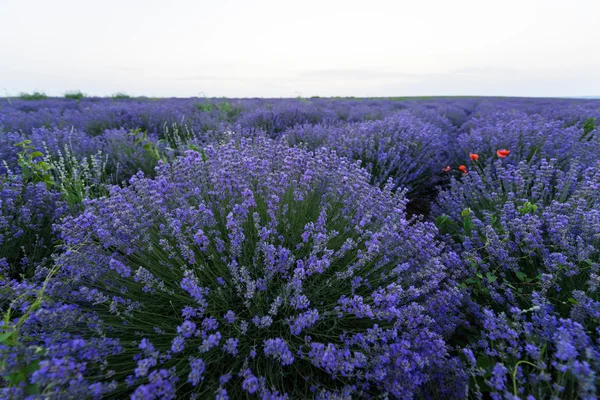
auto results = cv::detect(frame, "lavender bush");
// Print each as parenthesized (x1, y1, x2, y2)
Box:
(0, 174, 68, 280)
(456, 111, 600, 168)
(434, 158, 600, 398)
(284, 111, 449, 197)
(1, 138, 466, 398)
(1, 96, 599, 399)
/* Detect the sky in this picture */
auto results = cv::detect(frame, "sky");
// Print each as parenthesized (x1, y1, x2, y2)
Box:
(1, 0, 599, 98)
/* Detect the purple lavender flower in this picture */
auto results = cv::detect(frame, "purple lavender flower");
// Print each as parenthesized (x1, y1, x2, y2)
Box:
(187, 358, 205, 386)
(241, 369, 260, 394)
(263, 338, 295, 366)
(223, 310, 236, 324)
(222, 338, 239, 356)
(176, 320, 197, 338)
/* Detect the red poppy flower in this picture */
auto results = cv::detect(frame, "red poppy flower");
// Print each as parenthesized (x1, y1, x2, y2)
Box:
(497, 149, 510, 158)
(469, 153, 479, 161)
(442, 165, 451, 172)
(458, 165, 468, 174)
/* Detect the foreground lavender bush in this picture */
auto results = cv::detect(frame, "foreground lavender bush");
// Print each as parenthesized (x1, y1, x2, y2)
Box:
(3, 137, 466, 398)
(434, 158, 600, 398)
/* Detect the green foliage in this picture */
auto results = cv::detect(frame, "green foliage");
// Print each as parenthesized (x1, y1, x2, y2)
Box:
(13, 140, 111, 208)
(19, 92, 48, 101)
(187, 144, 208, 161)
(14, 140, 55, 188)
(64, 90, 86, 100)
(194, 99, 242, 121)
(194, 102, 214, 112)
(518, 201, 538, 215)
(111, 92, 131, 100)
(581, 117, 597, 140)
(129, 128, 169, 164)
(435, 208, 474, 242)
(47, 146, 111, 208)
(216, 100, 242, 121)
(459, 259, 492, 298)
(460, 208, 473, 237)
(160, 122, 215, 153)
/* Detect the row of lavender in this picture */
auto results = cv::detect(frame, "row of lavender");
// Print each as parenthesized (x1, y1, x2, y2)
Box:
(1, 96, 599, 399)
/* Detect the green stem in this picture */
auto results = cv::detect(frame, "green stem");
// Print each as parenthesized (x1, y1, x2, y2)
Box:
(512, 360, 538, 397)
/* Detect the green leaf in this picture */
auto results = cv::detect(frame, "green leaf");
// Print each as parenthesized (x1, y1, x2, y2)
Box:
(486, 272, 497, 283)
(476, 354, 490, 369)
(25, 383, 41, 395)
(0, 331, 15, 342)
(583, 117, 597, 136)
(30, 151, 44, 158)
(435, 215, 449, 228)
(519, 201, 538, 215)
(5, 371, 26, 384)
(23, 360, 41, 373)
(461, 208, 471, 217)
(515, 271, 527, 282)
(463, 217, 473, 237)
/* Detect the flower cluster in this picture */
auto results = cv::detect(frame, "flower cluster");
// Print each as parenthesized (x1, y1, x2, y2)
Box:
(0, 174, 68, 280)
(434, 157, 600, 398)
(456, 110, 600, 167)
(284, 111, 450, 197)
(1, 137, 467, 398)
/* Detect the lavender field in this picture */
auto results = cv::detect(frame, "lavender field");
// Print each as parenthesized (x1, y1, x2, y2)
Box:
(0, 96, 599, 399)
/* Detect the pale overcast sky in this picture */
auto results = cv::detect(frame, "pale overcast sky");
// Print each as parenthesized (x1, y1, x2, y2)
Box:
(1, 0, 599, 97)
